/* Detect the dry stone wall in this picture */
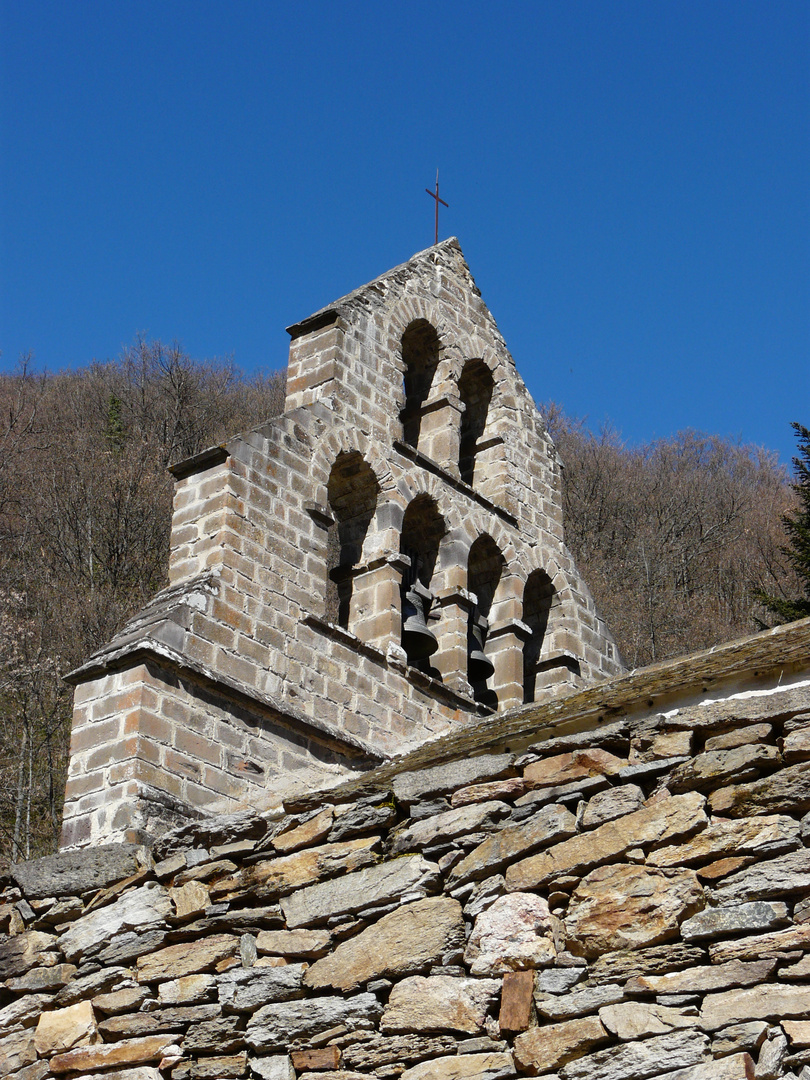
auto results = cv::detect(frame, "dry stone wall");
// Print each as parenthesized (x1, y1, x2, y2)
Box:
(4, 642, 810, 1080)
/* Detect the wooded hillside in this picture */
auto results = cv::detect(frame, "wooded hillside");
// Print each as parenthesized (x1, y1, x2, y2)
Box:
(0, 347, 797, 862)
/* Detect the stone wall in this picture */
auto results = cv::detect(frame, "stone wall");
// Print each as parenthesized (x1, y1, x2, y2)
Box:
(4, 619, 810, 1080)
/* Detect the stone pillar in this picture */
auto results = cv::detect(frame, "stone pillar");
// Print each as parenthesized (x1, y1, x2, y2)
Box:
(433, 588, 474, 697)
(488, 619, 531, 711)
(350, 554, 410, 654)
(418, 396, 463, 476)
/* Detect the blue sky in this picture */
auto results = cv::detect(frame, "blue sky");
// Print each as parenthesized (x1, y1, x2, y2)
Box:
(1, 1, 808, 466)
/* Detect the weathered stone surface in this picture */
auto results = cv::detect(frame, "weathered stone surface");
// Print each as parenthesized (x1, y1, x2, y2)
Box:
(157, 973, 216, 1005)
(6, 1061, 50, 1080)
(653, 1053, 755, 1080)
(711, 1021, 768, 1055)
(136, 934, 238, 982)
(565, 864, 704, 958)
(506, 792, 706, 890)
(248, 1055, 295, 1080)
(218, 963, 306, 1010)
(255, 928, 330, 956)
(182, 1016, 246, 1052)
(536, 983, 625, 1021)
(153, 810, 268, 859)
(95, 928, 168, 966)
(390, 801, 510, 854)
(708, 922, 810, 963)
(392, 755, 514, 804)
(649, 815, 799, 867)
(291, 1047, 341, 1071)
(34, 999, 97, 1055)
(709, 760, 810, 815)
(328, 800, 397, 841)
(499, 970, 534, 1034)
(172, 1053, 248, 1079)
(514, 1016, 608, 1073)
(534, 965, 586, 993)
(273, 808, 334, 853)
(700, 983, 810, 1029)
(304, 896, 465, 991)
(667, 744, 779, 793)
(755, 1030, 788, 1080)
(0, 992, 55, 1030)
(168, 881, 210, 919)
(465, 893, 555, 975)
(5, 963, 77, 993)
(680, 901, 788, 940)
(705, 724, 772, 751)
(784, 1021, 810, 1047)
(399, 1052, 516, 1080)
(581, 784, 644, 828)
(559, 1029, 710, 1080)
(708, 847, 810, 903)
(246, 993, 382, 1049)
(92, 986, 151, 1014)
(59, 882, 171, 962)
(209, 837, 379, 902)
(10, 844, 143, 900)
(451, 777, 526, 807)
(49, 1034, 176, 1074)
(0, 1030, 37, 1074)
(524, 748, 626, 790)
(0, 929, 58, 977)
(342, 1034, 458, 1069)
(54, 965, 135, 1006)
(599, 1001, 697, 1039)
(626, 958, 776, 995)
(98, 1005, 219, 1037)
(588, 943, 705, 984)
(281, 854, 440, 928)
(382, 974, 499, 1034)
(449, 804, 577, 885)
(631, 730, 692, 762)
(783, 725, 810, 761)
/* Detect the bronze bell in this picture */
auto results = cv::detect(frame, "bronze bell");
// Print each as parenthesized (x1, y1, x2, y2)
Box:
(468, 611, 495, 683)
(402, 580, 439, 661)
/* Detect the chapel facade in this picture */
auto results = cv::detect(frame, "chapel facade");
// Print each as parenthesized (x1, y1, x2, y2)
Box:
(61, 239, 623, 849)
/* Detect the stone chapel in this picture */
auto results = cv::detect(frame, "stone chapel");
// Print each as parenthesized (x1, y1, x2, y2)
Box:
(60, 239, 623, 849)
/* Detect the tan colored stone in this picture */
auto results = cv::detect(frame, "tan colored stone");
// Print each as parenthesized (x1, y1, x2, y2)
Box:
(506, 791, 706, 890)
(499, 970, 534, 1034)
(514, 1016, 608, 1073)
(399, 1053, 516, 1080)
(449, 803, 577, 885)
(581, 784, 644, 828)
(0, 1030, 37, 1074)
(565, 863, 703, 958)
(696, 856, 750, 880)
(784, 1020, 810, 1047)
(255, 928, 330, 957)
(709, 759, 810, 815)
(708, 922, 810, 963)
(450, 777, 526, 807)
(783, 724, 810, 761)
(704, 723, 771, 751)
(291, 1047, 341, 1070)
(304, 897, 465, 991)
(157, 973, 216, 1005)
(34, 999, 98, 1056)
(382, 974, 499, 1034)
(465, 892, 556, 975)
(49, 1034, 176, 1074)
(599, 1001, 697, 1039)
(272, 808, 334, 853)
(700, 983, 810, 1029)
(523, 748, 626, 790)
(0, 992, 56, 1030)
(648, 814, 798, 867)
(209, 836, 378, 902)
(0, 929, 58, 977)
(92, 986, 151, 1014)
(667, 744, 778, 792)
(626, 957, 775, 995)
(136, 934, 238, 982)
(168, 880, 210, 918)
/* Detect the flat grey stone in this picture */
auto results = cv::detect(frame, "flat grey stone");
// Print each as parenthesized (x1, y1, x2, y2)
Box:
(218, 963, 306, 1011)
(536, 983, 625, 1020)
(393, 755, 515, 804)
(10, 844, 144, 900)
(559, 1029, 710, 1080)
(246, 993, 382, 1050)
(681, 902, 788, 941)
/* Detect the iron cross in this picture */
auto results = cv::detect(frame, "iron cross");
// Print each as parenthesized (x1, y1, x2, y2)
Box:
(425, 170, 448, 246)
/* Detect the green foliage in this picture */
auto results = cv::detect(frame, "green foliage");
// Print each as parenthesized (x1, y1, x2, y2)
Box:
(758, 422, 810, 623)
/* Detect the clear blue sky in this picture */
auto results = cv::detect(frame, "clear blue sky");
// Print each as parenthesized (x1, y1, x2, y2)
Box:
(1, 1, 808, 465)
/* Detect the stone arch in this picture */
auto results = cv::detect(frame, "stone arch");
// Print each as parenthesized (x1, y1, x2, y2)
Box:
(325, 453, 381, 629)
(399, 320, 442, 450)
(522, 569, 555, 703)
(466, 534, 506, 703)
(399, 494, 447, 669)
(458, 359, 495, 486)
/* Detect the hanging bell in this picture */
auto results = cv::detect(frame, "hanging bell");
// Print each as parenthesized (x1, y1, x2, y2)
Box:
(402, 581, 439, 661)
(468, 611, 495, 683)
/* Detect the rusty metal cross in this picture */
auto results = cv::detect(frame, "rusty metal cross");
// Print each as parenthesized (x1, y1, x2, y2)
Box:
(425, 170, 448, 246)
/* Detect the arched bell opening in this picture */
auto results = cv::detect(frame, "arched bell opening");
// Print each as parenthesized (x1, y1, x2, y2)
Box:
(523, 569, 555, 703)
(325, 452, 379, 630)
(467, 535, 505, 704)
(400, 320, 441, 451)
(400, 494, 446, 672)
(458, 359, 494, 487)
